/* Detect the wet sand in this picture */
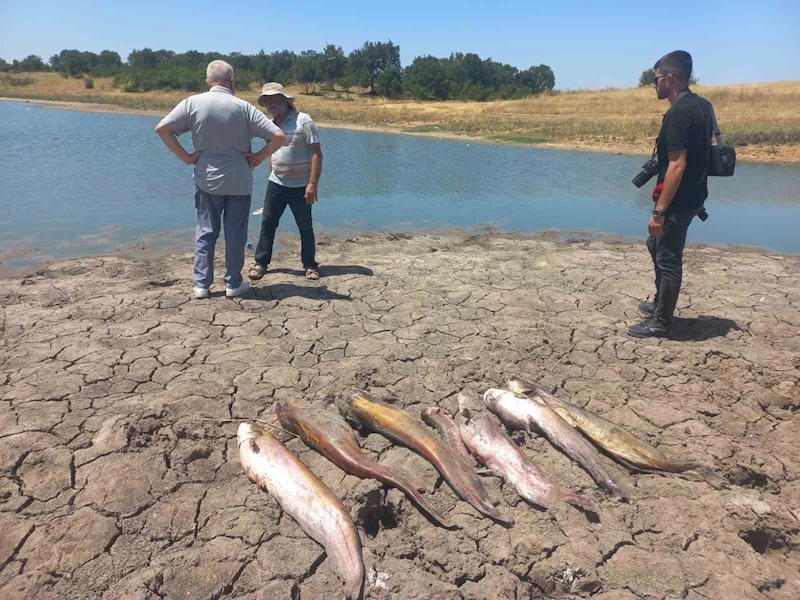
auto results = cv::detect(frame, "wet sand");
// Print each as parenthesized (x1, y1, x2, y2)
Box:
(1, 232, 798, 599)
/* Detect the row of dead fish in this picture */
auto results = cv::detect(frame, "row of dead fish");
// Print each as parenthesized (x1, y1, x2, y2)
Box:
(237, 375, 726, 599)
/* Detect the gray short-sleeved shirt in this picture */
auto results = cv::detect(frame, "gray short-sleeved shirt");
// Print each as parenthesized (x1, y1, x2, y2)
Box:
(159, 86, 280, 196)
(269, 111, 320, 188)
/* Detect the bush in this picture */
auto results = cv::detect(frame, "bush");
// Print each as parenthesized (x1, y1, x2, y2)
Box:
(0, 74, 34, 87)
(84, 76, 94, 89)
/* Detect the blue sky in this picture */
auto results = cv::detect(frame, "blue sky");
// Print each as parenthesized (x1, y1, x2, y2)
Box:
(2, 0, 798, 89)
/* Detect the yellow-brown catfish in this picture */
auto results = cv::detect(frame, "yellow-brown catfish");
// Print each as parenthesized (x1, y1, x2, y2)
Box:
(275, 398, 450, 527)
(336, 390, 513, 524)
(508, 375, 727, 489)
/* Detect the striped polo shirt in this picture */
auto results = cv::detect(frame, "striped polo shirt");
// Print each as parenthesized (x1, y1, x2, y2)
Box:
(269, 111, 320, 188)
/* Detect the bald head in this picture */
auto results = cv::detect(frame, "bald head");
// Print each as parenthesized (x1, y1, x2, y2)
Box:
(206, 60, 234, 89)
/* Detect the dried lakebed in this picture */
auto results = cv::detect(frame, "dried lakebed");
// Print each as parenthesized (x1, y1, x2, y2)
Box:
(0, 233, 798, 600)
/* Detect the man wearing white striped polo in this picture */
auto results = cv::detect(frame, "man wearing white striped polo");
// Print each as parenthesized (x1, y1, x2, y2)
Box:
(247, 82, 324, 281)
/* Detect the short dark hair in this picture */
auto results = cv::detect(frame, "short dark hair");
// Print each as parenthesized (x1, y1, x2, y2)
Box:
(654, 50, 693, 82)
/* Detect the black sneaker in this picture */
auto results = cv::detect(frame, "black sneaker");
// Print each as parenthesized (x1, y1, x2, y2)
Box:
(627, 317, 670, 338)
(638, 301, 655, 316)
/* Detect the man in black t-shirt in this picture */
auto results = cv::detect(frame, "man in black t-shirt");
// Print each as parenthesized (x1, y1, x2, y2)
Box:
(628, 50, 714, 338)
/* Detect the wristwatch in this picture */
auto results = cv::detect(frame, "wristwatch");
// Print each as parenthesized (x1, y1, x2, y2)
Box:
(652, 208, 665, 218)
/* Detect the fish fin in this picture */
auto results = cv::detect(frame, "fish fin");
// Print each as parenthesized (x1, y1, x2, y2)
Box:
(561, 489, 594, 511)
(523, 417, 534, 434)
(476, 468, 501, 478)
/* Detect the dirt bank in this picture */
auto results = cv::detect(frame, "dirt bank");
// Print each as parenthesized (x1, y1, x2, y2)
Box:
(1, 233, 798, 599)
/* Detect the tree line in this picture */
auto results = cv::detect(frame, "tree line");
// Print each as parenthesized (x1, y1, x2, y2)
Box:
(0, 43, 556, 100)
(638, 68, 699, 87)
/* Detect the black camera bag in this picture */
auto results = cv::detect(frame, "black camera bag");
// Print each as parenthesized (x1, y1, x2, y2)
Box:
(709, 107, 736, 177)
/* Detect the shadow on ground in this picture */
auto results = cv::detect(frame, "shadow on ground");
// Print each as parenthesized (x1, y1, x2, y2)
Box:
(669, 315, 741, 341)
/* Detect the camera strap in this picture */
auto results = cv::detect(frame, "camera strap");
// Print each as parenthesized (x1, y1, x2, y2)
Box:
(709, 106, 724, 146)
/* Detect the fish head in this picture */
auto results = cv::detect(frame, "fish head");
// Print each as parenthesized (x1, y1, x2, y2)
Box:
(336, 389, 369, 426)
(507, 375, 536, 396)
(457, 391, 484, 421)
(274, 400, 290, 425)
(457, 412, 478, 445)
(482, 388, 509, 411)
(274, 398, 308, 433)
(237, 422, 260, 446)
(421, 406, 443, 422)
(508, 375, 547, 397)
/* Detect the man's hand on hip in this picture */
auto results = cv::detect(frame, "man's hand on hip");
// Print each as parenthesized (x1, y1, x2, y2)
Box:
(243, 152, 265, 169)
(304, 183, 318, 204)
(183, 150, 202, 165)
(648, 215, 665, 237)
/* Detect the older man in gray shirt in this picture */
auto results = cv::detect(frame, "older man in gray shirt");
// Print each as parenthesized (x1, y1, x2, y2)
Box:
(155, 60, 284, 299)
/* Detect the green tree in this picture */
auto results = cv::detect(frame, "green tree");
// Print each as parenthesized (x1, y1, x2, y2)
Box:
(0, 58, 10, 72)
(321, 44, 346, 90)
(128, 48, 158, 70)
(227, 52, 252, 73)
(638, 68, 656, 87)
(403, 56, 448, 100)
(48, 50, 100, 77)
(267, 50, 298, 84)
(17, 55, 48, 72)
(99, 50, 122, 68)
(640, 67, 699, 87)
(516, 64, 555, 95)
(294, 50, 323, 94)
(375, 65, 403, 98)
(348, 41, 401, 94)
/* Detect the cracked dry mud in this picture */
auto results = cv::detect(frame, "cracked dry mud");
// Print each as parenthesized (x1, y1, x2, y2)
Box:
(1, 232, 798, 600)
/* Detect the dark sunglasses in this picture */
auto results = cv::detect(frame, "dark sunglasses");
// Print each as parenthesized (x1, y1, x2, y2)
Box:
(653, 74, 670, 85)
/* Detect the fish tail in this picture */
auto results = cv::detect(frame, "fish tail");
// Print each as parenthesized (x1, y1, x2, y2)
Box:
(459, 483, 514, 524)
(658, 461, 729, 490)
(345, 452, 451, 528)
(380, 471, 451, 528)
(602, 476, 627, 499)
(587, 463, 626, 499)
(701, 469, 729, 490)
(692, 465, 729, 490)
(477, 499, 514, 524)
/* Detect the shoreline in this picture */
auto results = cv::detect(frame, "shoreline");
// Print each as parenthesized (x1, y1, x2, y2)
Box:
(3, 96, 798, 164)
(0, 229, 785, 281)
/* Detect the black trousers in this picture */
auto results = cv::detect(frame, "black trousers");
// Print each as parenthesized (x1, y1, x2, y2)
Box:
(646, 208, 696, 326)
(254, 180, 317, 269)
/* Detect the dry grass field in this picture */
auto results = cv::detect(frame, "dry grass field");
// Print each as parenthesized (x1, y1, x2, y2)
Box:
(2, 72, 799, 162)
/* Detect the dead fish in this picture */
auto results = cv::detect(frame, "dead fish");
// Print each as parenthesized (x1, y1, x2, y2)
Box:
(337, 389, 513, 524)
(421, 406, 474, 465)
(484, 388, 626, 498)
(237, 423, 364, 600)
(508, 375, 727, 490)
(456, 392, 593, 510)
(275, 398, 450, 528)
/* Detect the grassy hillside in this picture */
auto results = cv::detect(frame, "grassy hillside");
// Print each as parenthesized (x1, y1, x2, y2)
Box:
(3, 72, 799, 161)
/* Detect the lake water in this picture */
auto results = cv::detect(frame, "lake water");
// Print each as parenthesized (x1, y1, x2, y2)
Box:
(1, 99, 799, 267)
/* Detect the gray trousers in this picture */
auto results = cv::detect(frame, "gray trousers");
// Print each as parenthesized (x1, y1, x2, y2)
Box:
(194, 187, 251, 290)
